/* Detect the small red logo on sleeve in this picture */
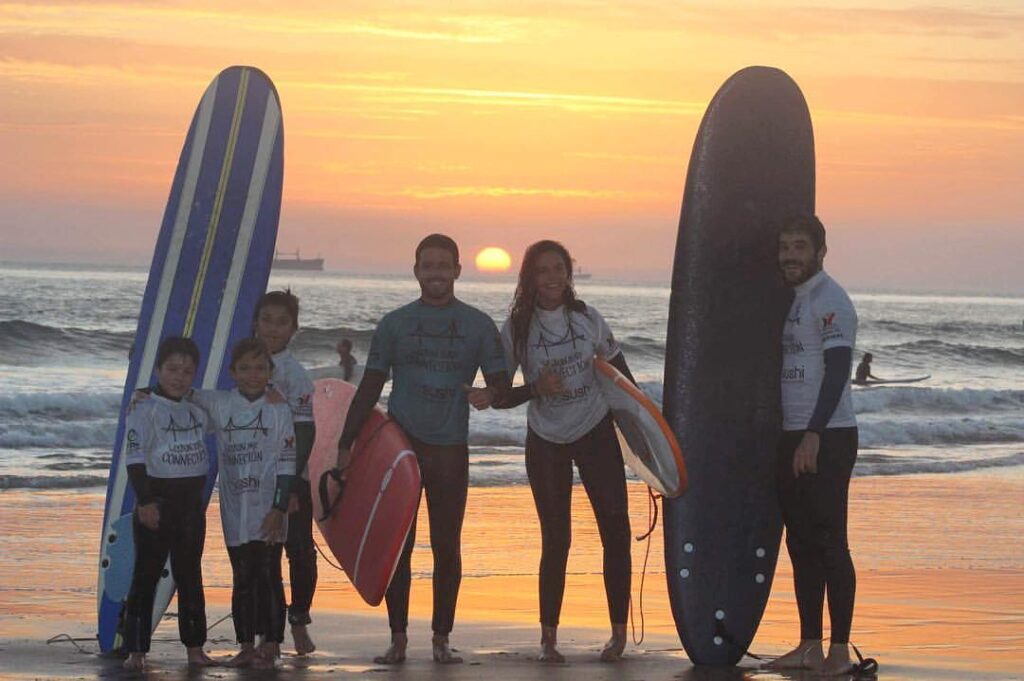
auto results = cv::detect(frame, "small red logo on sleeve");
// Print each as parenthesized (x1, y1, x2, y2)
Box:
(284, 436, 295, 449)
(822, 313, 835, 329)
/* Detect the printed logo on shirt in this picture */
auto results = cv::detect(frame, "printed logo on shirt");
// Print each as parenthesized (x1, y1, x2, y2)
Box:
(782, 365, 806, 382)
(283, 435, 295, 451)
(531, 326, 587, 358)
(223, 410, 269, 442)
(783, 339, 805, 355)
(162, 412, 204, 442)
(126, 428, 140, 454)
(229, 475, 261, 494)
(297, 394, 312, 407)
(822, 312, 836, 329)
(410, 320, 465, 347)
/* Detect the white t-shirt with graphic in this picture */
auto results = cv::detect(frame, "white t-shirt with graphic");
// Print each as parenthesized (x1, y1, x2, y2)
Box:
(125, 394, 210, 478)
(501, 303, 621, 444)
(781, 270, 858, 431)
(192, 389, 296, 547)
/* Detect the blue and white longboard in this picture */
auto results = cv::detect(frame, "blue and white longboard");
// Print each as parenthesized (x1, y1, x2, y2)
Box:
(97, 66, 283, 653)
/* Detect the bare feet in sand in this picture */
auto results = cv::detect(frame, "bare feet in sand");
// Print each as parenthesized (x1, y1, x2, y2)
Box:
(122, 652, 146, 671)
(291, 624, 316, 655)
(599, 623, 627, 662)
(765, 639, 825, 670)
(186, 646, 219, 667)
(254, 641, 281, 670)
(820, 642, 854, 676)
(432, 634, 463, 664)
(373, 633, 407, 665)
(225, 643, 258, 668)
(538, 625, 565, 663)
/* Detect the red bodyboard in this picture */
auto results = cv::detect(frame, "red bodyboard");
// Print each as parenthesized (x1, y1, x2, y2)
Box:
(309, 379, 420, 605)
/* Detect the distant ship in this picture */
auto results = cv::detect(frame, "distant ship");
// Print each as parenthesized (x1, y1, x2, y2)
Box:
(572, 259, 592, 280)
(272, 250, 324, 271)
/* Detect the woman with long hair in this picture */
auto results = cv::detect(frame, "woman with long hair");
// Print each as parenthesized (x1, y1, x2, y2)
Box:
(495, 240, 637, 663)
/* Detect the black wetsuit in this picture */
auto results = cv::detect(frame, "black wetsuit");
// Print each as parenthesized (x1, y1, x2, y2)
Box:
(122, 475, 208, 653)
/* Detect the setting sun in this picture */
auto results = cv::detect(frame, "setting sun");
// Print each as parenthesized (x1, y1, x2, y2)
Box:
(474, 247, 512, 273)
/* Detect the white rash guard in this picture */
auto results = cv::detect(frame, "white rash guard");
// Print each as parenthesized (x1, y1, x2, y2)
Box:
(781, 270, 858, 432)
(501, 303, 622, 444)
(192, 389, 296, 547)
(125, 393, 210, 479)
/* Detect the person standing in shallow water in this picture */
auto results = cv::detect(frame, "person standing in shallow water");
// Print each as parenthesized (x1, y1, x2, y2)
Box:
(492, 240, 635, 663)
(334, 234, 510, 665)
(770, 214, 861, 676)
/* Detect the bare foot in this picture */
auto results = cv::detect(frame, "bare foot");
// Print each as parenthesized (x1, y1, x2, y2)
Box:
(373, 633, 407, 665)
(821, 643, 854, 676)
(432, 634, 463, 664)
(186, 646, 219, 667)
(226, 644, 258, 668)
(122, 653, 146, 671)
(253, 642, 281, 670)
(599, 623, 627, 663)
(538, 625, 565, 663)
(292, 624, 316, 655)
(765, 639, 824, 670)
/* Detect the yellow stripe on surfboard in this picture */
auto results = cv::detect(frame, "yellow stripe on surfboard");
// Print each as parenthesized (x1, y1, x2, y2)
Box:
(183, 68, 251, 336)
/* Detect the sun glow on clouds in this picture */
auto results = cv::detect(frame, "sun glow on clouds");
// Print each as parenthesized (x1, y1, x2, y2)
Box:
(1, 1, 1023, 288)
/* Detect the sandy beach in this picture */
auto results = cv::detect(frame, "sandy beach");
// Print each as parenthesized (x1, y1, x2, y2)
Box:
(1, 470, 1022, 680)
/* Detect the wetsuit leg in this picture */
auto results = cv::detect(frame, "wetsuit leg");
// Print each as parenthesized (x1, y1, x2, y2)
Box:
(574, 414, 632, 625)
(123, 512, 171, 653)
(383, 505, 418, 634)
(285, 483, 317, 627)
(167, 482, 207, 648)
(228, 543, 258, 644)
(419, 440, 469, 635)
(525, 427, 574, 628)
(777, 430, 826, 640)
(261, 543, 288, 644)
(778, 428, 858, 642)
(818, 427, 858, 644)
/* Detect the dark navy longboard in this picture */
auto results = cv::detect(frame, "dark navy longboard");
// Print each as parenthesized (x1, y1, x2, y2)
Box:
(662, 66, 815, 665)
(96, 66, 283, 653)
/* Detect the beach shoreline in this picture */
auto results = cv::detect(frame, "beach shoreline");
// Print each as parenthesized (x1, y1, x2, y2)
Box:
(2, 472, 1023, 678)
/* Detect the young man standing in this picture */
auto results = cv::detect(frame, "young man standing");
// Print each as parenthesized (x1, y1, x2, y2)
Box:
(772, 215, 860, 676)
(335, 234, 509, 665)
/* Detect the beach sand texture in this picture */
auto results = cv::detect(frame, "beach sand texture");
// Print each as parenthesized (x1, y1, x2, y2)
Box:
(1, 471, 1022, 679)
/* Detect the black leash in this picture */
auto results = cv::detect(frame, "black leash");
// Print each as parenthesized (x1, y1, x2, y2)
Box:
(629, 486, 661, 645)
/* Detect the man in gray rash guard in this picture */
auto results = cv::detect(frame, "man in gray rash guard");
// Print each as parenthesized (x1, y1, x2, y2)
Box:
(770, 215, 861, 677)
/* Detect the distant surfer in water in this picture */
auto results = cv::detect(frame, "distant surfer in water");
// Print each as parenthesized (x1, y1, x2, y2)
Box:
(492, 240, 635, 663)
(334, 234, 510, 664)
(772, 215, 862, 676)
(853, 352, 880, 385)
(253, 290, 318, 655)
(121, 337, 216, 671)
(336, 338, 357, 381)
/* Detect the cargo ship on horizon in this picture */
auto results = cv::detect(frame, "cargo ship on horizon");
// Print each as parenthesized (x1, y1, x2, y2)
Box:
(272, 249, 324, 271)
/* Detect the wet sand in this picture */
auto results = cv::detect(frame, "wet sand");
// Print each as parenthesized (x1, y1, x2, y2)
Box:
(0, 471, 1022, 679)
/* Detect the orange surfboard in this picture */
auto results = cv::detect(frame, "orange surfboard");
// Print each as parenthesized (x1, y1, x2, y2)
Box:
(309, 379, 420, 605)
(594, 358, 687, 498)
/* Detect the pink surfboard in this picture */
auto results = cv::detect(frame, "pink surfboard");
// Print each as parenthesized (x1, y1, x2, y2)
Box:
(309, 379, 420, 605)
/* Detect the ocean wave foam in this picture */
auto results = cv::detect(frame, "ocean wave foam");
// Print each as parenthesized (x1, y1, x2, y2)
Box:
(0, 391, 123, 419)
(853, 387, 1024, 414)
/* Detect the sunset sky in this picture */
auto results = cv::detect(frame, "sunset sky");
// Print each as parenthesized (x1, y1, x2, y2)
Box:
(1, 1, 1022, 292)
